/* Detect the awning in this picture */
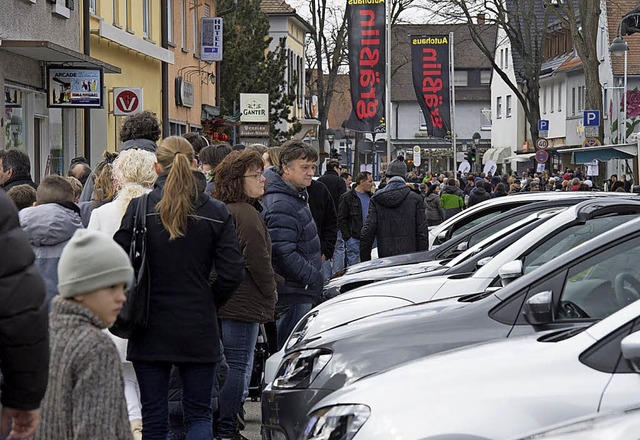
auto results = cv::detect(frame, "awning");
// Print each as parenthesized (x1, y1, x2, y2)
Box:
(0, 40, 121, 74)
(504, 152, 536, 162)
(482, 147, 512, 163)
(557, 144, 638, 164)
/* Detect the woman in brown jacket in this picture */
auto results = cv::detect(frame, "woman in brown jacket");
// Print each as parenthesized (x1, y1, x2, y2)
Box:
(212, 149, 277, 439)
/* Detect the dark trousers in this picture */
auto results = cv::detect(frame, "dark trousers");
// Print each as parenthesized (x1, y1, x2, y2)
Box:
(134, 361, 217, 440)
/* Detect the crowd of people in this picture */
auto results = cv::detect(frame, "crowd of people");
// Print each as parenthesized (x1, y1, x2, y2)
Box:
(0, 111, 635, 440)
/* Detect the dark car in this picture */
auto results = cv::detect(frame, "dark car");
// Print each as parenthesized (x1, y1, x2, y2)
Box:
(261, 200, 640, 440)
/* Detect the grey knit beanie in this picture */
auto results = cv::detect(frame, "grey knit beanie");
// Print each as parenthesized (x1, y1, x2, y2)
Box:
(386, 158, 407, 178)
(58, 229, 133, 298)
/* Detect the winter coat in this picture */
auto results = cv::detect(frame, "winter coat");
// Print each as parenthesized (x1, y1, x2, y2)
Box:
(113, 173, 245, 363)
(424, 193, 445, 223)
(19, 202, 84, 304)
(2, 174, 37, 192)
(337, 189, 371, 241)
(308, 179, 338, 260)
(439, 185, 465, 219)
(317, 169, 346, 212)
(261, 168, 323, 305)
(467, 187, 491, 207)
(35, 297, 130, 440)
(0, 189, 48, 411)
(218, 201, 277, 324)
(360, 177, 429, 261)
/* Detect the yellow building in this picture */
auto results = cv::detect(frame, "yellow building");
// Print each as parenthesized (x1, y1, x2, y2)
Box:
(86, 0, 173, 160)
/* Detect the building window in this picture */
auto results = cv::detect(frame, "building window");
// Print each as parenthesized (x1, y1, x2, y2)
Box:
(506, 95, 512, 117)
(572, 87, 576, 115)
(181, 0, 187, 51)
(480, 70, 491, 85)
(504, 48, 509, 69)
(578, 85, 585, 111)
(454, 71, 468, 87)
(204, 2, 210, 16)
(143, 0, 151, 39)
(419, 110, 427, 130)
(499, 49, 503, 69)
(170, 121, 187, 136)
(112, 0, 119, 25)
(89, 0, 97, 14)
(603, 88, 608, 118)
(550, 84, 555, 113)
(496, 96, 502, 119)
(167, 0, 173, 42)
(125, 0, 132, 32)
(542, 86, 546, 114)
(557, 83, 562, 112)
(192, 1, 198, 54)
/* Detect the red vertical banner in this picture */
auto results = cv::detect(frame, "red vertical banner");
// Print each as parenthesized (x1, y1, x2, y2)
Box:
(345, 0, 386, 133)
(411, 35, 451, 139)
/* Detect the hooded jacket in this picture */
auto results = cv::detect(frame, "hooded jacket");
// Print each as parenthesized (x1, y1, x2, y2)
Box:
(439, 185, 465, 219)
(19, 202, 84, 304)
(0, 190, 48, 412)
(261, 168, 323, 305)
(360, 177, 428, 261)
(467, 186, 491, 207)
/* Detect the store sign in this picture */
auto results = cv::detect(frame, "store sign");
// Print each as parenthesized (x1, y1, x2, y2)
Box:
(175, 78, 194, 108)
(4, 87, 23, 108)
(239, 124, 269, 137)
(48, 66, 103, 108)
(201, 17, 223, 61)
(113, 87, 143, 116)
(240, 93, 269, 122)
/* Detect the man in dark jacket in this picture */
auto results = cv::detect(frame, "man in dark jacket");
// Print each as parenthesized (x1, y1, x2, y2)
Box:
(318, 159, 346, 211)
(262, 140, 323, 350)
(0, 189, 49, 439)
(308, 179, 338, 281)
(360, 158, 428, 261)
(0, 149, 37, 191)
(337, 171, 373, 266)
(467, 179, 491, 207)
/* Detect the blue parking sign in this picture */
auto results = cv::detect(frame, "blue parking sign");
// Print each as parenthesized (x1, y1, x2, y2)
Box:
(537, 120, 549, 131)
(583, 110, 600, 126)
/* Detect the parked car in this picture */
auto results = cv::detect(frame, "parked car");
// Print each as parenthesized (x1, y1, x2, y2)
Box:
(428, 191, 636, 248)
(302, 292, 640, 439)
(514, 405, 640, 439)
(262, 214, 640, 440)
(341, 193, 635, 278)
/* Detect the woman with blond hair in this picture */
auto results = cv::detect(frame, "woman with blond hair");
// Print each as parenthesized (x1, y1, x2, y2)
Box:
(87, 147, 157, 439)
(114, 136, 245, 440)
(212, 150, 277, 439)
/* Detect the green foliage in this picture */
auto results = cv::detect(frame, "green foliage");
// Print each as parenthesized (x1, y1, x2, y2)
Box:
(219, 0, 300, 144)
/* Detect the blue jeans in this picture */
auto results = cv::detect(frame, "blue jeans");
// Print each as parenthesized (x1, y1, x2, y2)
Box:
(332, 232, 346, 275)
(133, 361, 216, 440)
(275, 303, 313, 351)
(346, 238, 361, 266)
(215, 320, 259, 437)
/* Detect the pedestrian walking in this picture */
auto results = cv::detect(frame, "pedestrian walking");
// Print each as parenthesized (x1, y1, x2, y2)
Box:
(337, 171, 373, 267)
(114, 136, 245, 440)
(212, 150, 277, 440)
(36, 229, 133, 440)
(360, 158, 428, 261)
(0, 189, 48, 440)
(261, 140, 323, 350)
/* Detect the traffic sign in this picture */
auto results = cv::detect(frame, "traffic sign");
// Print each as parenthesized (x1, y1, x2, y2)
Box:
(582, 137, 602, 148)
(113, 87, 143, 116)
(584, 126, 598, 138)
(535, 149, 549, 163)
(583, 110, 600, 127)
(537, 120, 549, 131)
(536, 137, 549, 149)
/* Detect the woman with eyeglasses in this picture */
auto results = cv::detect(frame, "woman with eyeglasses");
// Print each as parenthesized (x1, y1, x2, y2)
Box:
(212, 150, 277, 439)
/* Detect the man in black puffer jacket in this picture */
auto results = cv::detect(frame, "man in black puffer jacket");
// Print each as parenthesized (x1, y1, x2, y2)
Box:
(360, 158, 428, 261)
(0, 189, 49, 439)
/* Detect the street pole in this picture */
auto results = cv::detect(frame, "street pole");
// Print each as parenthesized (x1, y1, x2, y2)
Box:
(449, 31, 456, 172)
(385, 0, 392, 163)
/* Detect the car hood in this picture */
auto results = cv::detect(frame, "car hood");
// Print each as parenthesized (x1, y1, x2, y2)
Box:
(312, 329, 607, 439)
(339, 250, 434, 275)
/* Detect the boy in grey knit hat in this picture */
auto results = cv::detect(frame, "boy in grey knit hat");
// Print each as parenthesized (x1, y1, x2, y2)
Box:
(36, 229, 134, 440)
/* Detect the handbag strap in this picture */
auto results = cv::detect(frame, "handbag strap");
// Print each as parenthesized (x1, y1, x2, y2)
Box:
(130, 194, 149, 260)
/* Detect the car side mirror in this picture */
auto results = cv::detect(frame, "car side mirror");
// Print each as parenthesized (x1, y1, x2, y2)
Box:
(498, 260, 523, 287)
(476, 257, 493, 268)
(621, 331, 640, 374)
(522, 291, 554, 325)
(456, 242, 468, 253)
(435, 230, 448, 245)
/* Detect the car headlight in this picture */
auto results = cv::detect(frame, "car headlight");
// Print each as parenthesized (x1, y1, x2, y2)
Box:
(273, 349, 332, 389)
(286, 311, 318, 350)
(301, 404, 370, 440)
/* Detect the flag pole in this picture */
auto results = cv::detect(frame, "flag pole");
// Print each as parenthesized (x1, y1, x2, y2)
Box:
(385, 0, 392, 162)
(449, 31, 456, 172)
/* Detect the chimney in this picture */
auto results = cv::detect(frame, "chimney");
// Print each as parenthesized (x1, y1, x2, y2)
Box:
(477, 13, 486, 25)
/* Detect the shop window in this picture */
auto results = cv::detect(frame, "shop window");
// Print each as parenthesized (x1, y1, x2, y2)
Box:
(48, 108, 64, 176)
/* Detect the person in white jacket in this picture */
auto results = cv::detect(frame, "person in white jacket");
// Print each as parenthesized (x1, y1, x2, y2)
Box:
(87, 147, 156, 439)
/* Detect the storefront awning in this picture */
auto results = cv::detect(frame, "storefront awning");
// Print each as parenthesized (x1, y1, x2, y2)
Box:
(0, 40, 121, 74)
(483, 147, 512, 163)
(557, 144, 638, 164)
(504, 152, 536, 162)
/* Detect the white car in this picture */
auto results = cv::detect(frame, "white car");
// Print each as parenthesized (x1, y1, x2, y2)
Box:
(302, 298, 640, 439)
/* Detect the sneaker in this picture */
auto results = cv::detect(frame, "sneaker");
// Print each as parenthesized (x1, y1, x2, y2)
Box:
(236, 402, 246, 431)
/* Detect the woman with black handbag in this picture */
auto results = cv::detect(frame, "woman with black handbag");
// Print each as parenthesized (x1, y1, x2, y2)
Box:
(114, 136, 245, 440)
